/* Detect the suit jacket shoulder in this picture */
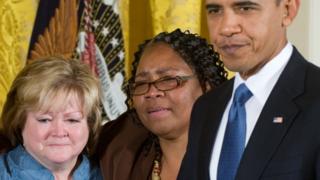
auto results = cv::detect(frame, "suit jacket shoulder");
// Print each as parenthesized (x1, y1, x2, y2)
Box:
(179, 47, 320, 180)
(178, 78, 234, 180)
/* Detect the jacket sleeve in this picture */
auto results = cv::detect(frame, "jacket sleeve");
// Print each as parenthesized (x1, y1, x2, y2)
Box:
(178, 97, 204, 180)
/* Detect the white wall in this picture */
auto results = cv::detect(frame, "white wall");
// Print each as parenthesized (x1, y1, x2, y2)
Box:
(288, 0, 320, 65)
(308, 0, 320, 64)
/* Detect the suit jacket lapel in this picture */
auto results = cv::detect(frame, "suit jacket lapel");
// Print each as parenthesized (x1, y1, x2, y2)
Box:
(198, 79, 234, 180)
(236, 47, 306, 179)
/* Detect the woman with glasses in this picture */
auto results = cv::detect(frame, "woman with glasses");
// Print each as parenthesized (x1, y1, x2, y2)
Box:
(96, 28, 228, 180)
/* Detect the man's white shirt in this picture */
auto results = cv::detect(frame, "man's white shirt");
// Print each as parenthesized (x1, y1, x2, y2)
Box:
(209, 43, 293, 180)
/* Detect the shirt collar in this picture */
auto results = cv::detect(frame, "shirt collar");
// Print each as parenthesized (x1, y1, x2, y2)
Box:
(233, 42, 293, 104)
(9, 145, 91, 178)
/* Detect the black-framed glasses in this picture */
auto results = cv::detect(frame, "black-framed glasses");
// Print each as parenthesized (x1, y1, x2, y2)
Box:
(129, 75, 194, 96)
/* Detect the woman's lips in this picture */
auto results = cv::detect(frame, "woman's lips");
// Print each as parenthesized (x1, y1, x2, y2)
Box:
(147, 107, 170, 118)
(148, 107, 168, 113)
(47, 144, 69, 146)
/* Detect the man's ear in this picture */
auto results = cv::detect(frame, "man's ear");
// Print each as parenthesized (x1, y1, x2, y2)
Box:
(282, 0, 300, 27)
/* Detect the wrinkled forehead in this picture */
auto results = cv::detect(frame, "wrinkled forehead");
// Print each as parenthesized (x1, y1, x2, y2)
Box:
(136, 44, 193, 78)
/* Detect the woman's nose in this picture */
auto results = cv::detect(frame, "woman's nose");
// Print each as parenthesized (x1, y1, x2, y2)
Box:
(144, 84, 164, 99)
(51, 119, 68, 137)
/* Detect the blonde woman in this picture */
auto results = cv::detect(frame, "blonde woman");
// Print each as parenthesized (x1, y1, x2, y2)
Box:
(0, 57, 102, 180)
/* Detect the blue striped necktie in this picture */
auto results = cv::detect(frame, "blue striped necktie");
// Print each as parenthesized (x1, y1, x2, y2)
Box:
(217, 83, 252, 180)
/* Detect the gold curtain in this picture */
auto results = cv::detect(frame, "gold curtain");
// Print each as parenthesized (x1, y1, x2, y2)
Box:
(118, 0, 209, 78)
(0, 0, 39, 126)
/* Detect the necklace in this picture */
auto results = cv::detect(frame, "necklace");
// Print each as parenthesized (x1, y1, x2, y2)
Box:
(152, 159, 161, 180)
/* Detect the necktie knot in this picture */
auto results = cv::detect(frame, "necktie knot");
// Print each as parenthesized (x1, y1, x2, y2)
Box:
(234, 83, 252, 105)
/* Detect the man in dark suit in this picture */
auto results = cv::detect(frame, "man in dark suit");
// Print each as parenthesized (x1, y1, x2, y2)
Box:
(178, 0, 320, 179)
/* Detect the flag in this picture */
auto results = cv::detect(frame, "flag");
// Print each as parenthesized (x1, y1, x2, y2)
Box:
(77, 0, 127, 121)
(28, 0, 78, 61)
(26, 0, 127, 122)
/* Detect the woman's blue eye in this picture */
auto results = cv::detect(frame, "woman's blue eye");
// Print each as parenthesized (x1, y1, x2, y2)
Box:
(67, 119, 80, 123)
(37, 118, 50, 123)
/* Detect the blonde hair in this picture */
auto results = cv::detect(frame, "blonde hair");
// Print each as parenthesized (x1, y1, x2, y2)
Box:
(1, 56, 102, 155)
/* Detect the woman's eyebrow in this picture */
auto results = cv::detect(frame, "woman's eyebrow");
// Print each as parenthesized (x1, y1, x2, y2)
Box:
(135, 67, 180, 78)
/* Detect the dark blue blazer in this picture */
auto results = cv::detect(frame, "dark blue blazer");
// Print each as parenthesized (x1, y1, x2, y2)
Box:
(178, 47, 320, 180)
